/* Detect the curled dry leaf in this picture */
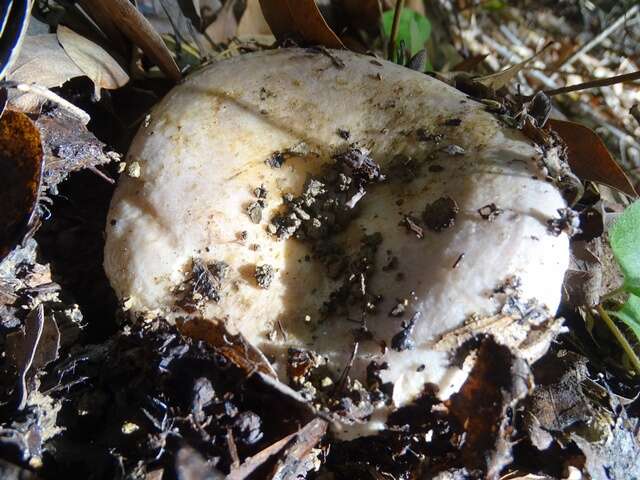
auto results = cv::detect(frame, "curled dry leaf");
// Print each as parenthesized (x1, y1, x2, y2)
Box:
(76, 0, 129, 55)
(6, 34, 84, 112)
(548, 119, 638, 198)
(205, 0, 240, 44)
(80, 0, 181, 82)
(447, 338, 532, 478)
(227, 418, 327, 480)
(259, 0, 344, 48)
(0, 110, 43, 261)
(35, 107, 119, 192)
(177, 317, 278, 378)
(0, 0, 31, 79)
(476, 43, 552, 91)
(237, 0, 272, 37)
(56, 25, 129, 92)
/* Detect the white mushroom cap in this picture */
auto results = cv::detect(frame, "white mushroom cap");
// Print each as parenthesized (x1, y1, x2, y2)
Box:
(104, 48, 570, 435)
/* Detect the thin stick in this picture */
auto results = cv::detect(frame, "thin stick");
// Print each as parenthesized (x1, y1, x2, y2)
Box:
(0, 81, 91, 124)
(561, 4, 640, 69)
(542, 69, 640, 98)
(387, 0, 405, 62)
(597, 304, 640, 376)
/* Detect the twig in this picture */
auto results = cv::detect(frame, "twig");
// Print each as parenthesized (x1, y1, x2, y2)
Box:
(387, 0, 405, 62)
(0, 81, 91, 124)
(88, 165, 115, 184)
(597, 304, 640, 376)
(542, 69, 640, 98)
(561, 5, 640, 69)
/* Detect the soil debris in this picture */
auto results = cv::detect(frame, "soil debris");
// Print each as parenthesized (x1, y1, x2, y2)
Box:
(423, 196, 459, 232)
(478, 203, 503, 221)
(547, 207, 581, 237)
(176, 258, 229, 311)
(401, 215, 424, 239)
(269, 146, 384, 241)
(254, 264, 274, 289)
(390, 312, 419, 351)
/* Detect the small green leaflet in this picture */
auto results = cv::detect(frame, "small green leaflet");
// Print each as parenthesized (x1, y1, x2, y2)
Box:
(382, 8, 431, 61)
(610, 200, 640, 296)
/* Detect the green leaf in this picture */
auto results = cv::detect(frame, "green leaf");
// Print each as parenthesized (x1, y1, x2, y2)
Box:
(611, 294, 640, 341)
(610, 201, 640, 296)
(382, 8, 431, 59)
(482, 0, 507, 11)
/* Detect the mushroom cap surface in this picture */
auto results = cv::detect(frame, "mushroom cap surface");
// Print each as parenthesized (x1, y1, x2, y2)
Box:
(104, 48, 570, 433)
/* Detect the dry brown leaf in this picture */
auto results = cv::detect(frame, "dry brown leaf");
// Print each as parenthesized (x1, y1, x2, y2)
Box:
(341, 0, 381, 32)
(227, 418, 327, 480)
(79, 0, 181, 82)
(7, 34, 85, 112)
(476, 43, 552, 90)
(447, 338, 532, 479)
(35, 107, 119, 191)
(8, 35, 83, 87)
(0, 110, 43, 261)
(76, 0, 129, 55)
(205, 0, 240, 44)
(259, 0, 345, 48)
(177, 317, 277, 378)
(452, 53, 489, 73)
(237, 0, 272, 37)
(57, 25, 129, 91)
(548, 119, 638, 198)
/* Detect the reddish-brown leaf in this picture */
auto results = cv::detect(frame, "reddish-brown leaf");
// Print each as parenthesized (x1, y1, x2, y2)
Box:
(79, 0, 181, 82)
(258, 0, 345, 48)
(549, 119, 638, 198)
(452, 53, 489, 72)
(177, 317, 277, 378)
(0, 110, 43, 261)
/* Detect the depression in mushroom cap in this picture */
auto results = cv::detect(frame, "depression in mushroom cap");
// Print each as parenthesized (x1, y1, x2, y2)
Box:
(104, 49, 571, 436)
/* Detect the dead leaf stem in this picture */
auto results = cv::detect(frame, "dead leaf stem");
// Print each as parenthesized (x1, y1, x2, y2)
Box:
(387, 0, 404, 62)
(597, 304, 640, 375)
(0, 81, 91, 124)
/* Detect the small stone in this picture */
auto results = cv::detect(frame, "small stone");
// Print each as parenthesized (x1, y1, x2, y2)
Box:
(443, 144, 465, 156)
(247, 201, 263, 224)
(122, 297, 134, 311)
(121, 422, 140, 434)
(127, 161, 141, 178)
(255, 264, 274, 289)
(254, 184, 268, 199)
(389, 301, 406, 317)
(478, 203, 502, 221)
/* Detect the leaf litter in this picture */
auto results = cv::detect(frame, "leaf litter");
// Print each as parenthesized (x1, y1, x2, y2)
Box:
(1, 1, 640, 479)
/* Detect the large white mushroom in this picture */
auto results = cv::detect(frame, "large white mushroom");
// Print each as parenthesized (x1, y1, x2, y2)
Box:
(104, 48, 570, 436)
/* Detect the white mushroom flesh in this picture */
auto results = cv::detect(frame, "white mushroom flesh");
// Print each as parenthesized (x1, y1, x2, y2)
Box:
(104, 49, 570, 436)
